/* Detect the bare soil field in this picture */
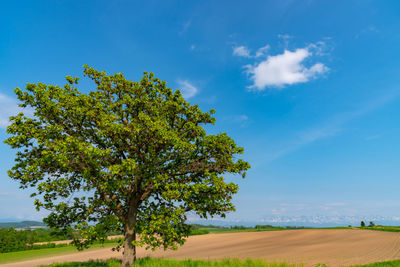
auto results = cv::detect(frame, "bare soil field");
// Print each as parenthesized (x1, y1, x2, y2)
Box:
(33, 235, 124, 246)
(3, 229, 400, 267)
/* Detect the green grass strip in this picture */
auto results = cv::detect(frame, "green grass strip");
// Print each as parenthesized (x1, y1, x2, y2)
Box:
(40, 258, 400, 267)
(42, 258, 301, 267)
(351, 259, 400, 267)
(0, 243, 117, 264)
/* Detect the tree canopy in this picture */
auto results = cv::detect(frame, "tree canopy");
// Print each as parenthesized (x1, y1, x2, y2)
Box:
(5, 66, 250, 266)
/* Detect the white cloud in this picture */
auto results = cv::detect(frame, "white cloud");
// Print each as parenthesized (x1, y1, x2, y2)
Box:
(246, 47, 329, 90)
(278, 34, 292, 48)
(307, 41, 330, 56)
(255, 44, 270, 58)
(233, 46, 251, 58)
(177, 80, 198, 99)
(233, 44, 270, 58)
(278, 34, 292, 40)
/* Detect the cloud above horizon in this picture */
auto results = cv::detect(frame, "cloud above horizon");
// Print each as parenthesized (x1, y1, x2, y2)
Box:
(233, 44, 270, 58)
(246, 46, 329, 90)
(233, 46, 251, 58)
(177, 79, 198, 99)
(233, 41, 329, 90)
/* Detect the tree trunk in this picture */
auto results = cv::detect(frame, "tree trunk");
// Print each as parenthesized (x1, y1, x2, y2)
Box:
(122, 226, 136, 267)
(122, 204, 138, 267)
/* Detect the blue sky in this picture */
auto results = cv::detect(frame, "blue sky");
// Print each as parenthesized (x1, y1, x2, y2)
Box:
(0, 0, 400, 225)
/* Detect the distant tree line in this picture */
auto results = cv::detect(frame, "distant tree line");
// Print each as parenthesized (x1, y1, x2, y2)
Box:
(0, 226, 125, 253)
(360, 221, 375, 227)
(0, 220, 45, 229)
(255, 225, 285, 230)
(0, 228, 75, 253)
(284, 226, 305, 229)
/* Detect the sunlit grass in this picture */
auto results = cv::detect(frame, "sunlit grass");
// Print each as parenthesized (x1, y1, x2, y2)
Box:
(40, 258, 400, 267)
(0, 243, 117, 264)
(42, 258, 302, 267)
(351, 260, 400, 267)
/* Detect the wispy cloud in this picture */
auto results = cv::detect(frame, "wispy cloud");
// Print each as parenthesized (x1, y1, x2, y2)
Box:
(223, 114, 251, 128)
(278, 34, 292, 40)
(179, 19, 191, 35)
(233, 46, 251, 58)
(270, 202, 350, 216)
(255, 44, 270, 58)
(234, 114, 250, 127)
(262, 90, 399, 162)
(0, 93, 32, 129)
(278, 34, 292, 48)
(233, 44, 270, 58)
(245, 44, 329, 90)
(355, 26, 379, 39)
(177, 80, 198, 99)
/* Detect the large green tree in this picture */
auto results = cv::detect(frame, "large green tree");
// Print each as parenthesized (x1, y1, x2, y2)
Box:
(5, 66, 250, 266)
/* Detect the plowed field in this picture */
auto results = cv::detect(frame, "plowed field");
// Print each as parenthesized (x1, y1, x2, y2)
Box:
(3, 229, 400, 267)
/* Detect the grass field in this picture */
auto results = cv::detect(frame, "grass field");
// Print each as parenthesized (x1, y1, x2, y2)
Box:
(2, 228, 400, 266)
(193, 224, 400, 234)
(0, 243, 118, 264)
(40, 258, 400, 267)
(40, 258, 302, 266)
(359, 226, 400, 233)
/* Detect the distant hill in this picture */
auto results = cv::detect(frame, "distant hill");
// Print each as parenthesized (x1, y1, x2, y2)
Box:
(0, 220, 46, 229)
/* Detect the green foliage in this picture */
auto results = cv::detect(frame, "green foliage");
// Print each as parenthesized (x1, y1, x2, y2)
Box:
(5, 66, 250, 258)
(357, 225, 400, 232)
(230, 225, 247, 230)
(285, 226, 305, 229)
(0, 228, 74, 253)
(368, 221, 375, 227)
(0, 228, 29, 253)
(361, 221, 366, 227)
(255, 225, 284, 230)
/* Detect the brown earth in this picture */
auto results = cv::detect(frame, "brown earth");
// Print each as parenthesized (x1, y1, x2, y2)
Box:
(2, 229, 400, 267)
(33, 235, 124, 246)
